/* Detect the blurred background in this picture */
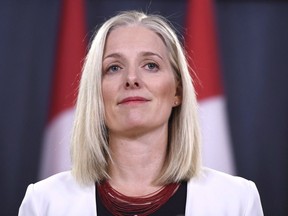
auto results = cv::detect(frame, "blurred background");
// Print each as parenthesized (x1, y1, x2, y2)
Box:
(1, 0, 287, 215)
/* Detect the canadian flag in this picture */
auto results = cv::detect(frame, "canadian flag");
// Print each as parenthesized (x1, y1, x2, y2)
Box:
(39, 0, 86, 179)
(186, 0, 235, 174)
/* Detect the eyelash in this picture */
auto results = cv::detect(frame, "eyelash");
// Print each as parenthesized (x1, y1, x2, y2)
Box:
(104, 62, 159, 74)
(144, 62, 159, 71)
(106, 65, 122, 73)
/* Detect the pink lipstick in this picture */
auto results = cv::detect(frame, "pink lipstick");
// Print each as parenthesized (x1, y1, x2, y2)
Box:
(118, 96, 150, 105)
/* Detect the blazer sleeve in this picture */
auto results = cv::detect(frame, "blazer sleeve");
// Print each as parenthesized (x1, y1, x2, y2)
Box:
(245, 181, 264, 216)
(18, 184, 39, 216)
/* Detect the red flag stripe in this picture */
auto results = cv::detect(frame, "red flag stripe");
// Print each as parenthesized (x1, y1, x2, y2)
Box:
(48, 0, 86, 122)
(185, 0, 235, 174)
(186, 0, 222, 100)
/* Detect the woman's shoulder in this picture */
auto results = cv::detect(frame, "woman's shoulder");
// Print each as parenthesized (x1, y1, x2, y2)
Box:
(188, 167, 259, 197)
(33, 171, 79, 192)
(192, 167, 254, 187)
(185, 167, 263, 215)
(19, 171, 96, 216)
(29, 171, 94, 200)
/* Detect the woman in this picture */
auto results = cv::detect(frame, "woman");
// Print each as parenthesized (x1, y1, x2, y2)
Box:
(19, 11, 263, 215)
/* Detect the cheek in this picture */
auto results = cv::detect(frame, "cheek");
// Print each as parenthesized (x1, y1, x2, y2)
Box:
(101, 85, 109, 104)
(102, 74, 123, 101)
(102, 78, 116, 102)
(101, 82, 115, 128)
(155, 78, 176, 102)
(101, 82, 114, 112)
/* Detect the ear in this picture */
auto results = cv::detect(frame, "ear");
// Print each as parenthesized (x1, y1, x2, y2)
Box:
(173, 81, 182, 107)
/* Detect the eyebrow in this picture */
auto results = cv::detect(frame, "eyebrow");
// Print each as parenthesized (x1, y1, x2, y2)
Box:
(103, 51, 163, 60)
(141, 51, 163, 60)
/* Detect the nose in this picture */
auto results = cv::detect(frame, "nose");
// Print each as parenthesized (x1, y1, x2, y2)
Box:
(125, 67, 141, 89)
(125, 80, 140, 88)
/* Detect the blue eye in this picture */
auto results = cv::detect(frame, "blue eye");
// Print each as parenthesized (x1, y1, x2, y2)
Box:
(145, 63, 159, 71)
(107, 65, 121, 73)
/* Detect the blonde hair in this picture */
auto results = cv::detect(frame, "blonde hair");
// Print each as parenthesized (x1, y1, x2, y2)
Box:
(71, 11, 201, 185)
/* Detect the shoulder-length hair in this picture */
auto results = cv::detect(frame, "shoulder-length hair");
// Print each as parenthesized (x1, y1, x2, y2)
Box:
(71, 10, 201, 185)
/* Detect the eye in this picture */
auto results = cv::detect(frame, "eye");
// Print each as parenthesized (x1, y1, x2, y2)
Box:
(144, 62, 159, 72)
(106, 65, 121, 73)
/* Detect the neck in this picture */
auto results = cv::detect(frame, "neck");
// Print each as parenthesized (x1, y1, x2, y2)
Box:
(107, 125, 168, 196)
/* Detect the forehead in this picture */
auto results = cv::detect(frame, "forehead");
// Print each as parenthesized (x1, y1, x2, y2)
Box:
(104, 25, 168, 57)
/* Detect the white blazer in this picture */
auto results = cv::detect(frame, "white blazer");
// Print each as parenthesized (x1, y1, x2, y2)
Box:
(19, 168, 264, 215)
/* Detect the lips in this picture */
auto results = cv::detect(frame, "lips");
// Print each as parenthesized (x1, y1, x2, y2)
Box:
(118, 96, 150, 105)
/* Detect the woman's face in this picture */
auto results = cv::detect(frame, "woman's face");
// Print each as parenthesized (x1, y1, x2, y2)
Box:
(102, 25, 181, 137)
